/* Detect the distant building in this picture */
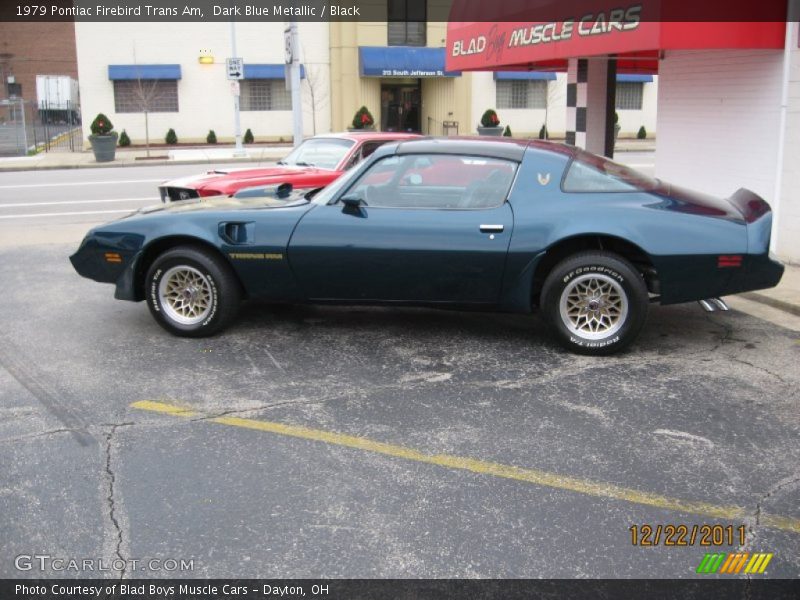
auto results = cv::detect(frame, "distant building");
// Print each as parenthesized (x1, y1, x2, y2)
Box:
(0, 22, 78, 103)
(74, 21, 330, 145)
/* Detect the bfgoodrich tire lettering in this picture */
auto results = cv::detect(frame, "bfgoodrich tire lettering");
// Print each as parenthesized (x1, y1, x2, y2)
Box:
(541, 251, 648, 355)
(145, 245, 241, 337)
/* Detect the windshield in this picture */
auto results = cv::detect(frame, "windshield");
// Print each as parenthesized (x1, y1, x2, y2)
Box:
(309, 158, 367, 205)
(278, 138, 354, 170)
(563, 150, 658, 193)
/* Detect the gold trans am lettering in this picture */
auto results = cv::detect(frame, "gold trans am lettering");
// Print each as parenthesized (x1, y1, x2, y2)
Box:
(228, 253, 283, 260)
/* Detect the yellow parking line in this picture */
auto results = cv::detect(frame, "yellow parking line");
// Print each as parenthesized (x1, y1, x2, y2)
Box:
(131, 400, 800, 534)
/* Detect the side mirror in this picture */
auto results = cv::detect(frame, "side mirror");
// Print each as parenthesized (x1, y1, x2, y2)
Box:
(340, 195, 364, 208)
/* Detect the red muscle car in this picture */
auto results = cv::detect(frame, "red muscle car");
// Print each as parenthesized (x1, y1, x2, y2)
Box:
(158, 132, 420, 202)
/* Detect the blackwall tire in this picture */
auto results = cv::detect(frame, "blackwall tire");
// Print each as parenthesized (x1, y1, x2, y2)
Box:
(541, 251, 649, 355)
(145, 246, 241, 337)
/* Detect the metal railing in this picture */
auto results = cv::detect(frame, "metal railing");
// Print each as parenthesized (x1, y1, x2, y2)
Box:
(427, 116, 459, 136)
(0, 98, 81, 156)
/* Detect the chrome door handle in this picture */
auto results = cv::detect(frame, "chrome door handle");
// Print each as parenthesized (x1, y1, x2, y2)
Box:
(480, 224, 504, 233)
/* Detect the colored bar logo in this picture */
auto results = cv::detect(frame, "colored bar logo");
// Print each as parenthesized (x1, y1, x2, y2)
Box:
(696, 552, 773, 574)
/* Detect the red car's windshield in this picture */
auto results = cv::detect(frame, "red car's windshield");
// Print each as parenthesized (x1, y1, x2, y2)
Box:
(278, 138, 355, 170)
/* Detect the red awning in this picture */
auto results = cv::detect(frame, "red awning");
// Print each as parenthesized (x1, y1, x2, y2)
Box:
(445, 10, 787, 74)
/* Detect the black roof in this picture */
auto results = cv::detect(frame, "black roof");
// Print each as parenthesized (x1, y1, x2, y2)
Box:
(394, 136, 577, 161)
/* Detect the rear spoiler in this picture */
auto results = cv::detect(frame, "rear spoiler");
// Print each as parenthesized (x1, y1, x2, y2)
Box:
(728, 188, 771, 224)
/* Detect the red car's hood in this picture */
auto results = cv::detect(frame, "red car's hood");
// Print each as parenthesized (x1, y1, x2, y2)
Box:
(162, 165, 341, 195)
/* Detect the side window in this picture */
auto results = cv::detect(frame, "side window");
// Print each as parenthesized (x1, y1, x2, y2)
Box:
(562, 151, 658, 193)
(343, 154, 517, 209)
(344, 141, 388, 171)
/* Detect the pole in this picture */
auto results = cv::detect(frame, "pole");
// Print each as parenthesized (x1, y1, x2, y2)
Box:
(770, 6, 794, 254)
(290, 19, 303, 147)
(230, 19, 244, 156)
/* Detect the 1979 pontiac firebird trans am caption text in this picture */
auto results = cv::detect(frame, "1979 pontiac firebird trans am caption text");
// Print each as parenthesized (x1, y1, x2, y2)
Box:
(15, 4, 362, 18)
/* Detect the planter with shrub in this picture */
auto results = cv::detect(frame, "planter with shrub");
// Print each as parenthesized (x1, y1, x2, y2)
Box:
(348, 106, 375, 131)
(88, 113, 118, 162)
(477, 109, 502, 136)
(165, 128, 178, 145)
(207, 130, 217, 144)
(244, 128, 254, 144)
(637, 125, 647, 140)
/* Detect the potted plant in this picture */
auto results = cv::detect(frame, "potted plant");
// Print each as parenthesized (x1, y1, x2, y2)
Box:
(349, 106, 375, 131)
(88, 113, 118, 162)
(477, 109, 503, 136)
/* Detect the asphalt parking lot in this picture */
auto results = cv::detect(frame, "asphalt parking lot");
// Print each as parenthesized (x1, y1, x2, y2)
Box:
(1, 237, 799, 578)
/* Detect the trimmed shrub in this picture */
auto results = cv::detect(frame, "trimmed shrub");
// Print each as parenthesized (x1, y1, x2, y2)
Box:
(206, 130, 217, 144)
(480, 109, 500, 128)
(538, 124, 549, 140)
(118, 130, 131, 147)
(503, 125, 512, 137)
(244, 128, 254, 144)
(90, 113, 113, 136)
(637, 126, 647, 139)
(165, 128, 178, 144)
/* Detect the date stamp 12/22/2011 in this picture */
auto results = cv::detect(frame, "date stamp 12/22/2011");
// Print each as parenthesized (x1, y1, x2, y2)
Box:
(629, 524, 747, 547)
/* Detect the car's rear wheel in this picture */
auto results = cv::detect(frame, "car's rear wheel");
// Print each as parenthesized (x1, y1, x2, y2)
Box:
(541, 251, 648, 355)
(145, 246, 241, 337)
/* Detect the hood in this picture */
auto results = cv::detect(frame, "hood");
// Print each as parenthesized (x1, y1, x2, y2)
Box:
(133, 190, 311, 217)
(162, 165, 332, 192)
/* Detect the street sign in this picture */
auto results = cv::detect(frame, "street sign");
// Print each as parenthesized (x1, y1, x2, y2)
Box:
(284, 27, 293, 64)
(226, 57, 243, 80)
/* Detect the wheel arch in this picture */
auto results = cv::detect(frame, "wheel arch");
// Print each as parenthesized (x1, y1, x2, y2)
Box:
(531, 234, 658, 306)
(132, 235, 244, 301)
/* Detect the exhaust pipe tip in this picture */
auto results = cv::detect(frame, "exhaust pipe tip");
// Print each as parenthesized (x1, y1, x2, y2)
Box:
(711, 297, 729, 311)
(699, 298, 729, 312)
(699, 299, 716, 312)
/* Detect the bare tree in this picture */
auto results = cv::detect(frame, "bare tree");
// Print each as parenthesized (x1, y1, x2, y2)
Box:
(129, 75, 166, 157)
(300, 46, 329, 136)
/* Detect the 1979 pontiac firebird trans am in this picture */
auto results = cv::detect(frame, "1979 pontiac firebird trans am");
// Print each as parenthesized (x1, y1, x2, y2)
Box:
(70, 138, 784, 355)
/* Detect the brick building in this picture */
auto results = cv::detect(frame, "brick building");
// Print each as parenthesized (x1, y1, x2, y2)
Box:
(0, 22, 78, 103)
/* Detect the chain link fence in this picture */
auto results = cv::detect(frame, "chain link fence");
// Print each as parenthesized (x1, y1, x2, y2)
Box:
(0, 98, 81, 156)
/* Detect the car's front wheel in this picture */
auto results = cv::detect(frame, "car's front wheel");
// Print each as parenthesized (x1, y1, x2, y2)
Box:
(145, 246, 241, 337)
(541, 251, 649, 355)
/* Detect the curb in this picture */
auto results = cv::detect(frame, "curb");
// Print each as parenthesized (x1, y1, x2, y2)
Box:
(740, 292, 800, 318)
(0, 154, 286, 173)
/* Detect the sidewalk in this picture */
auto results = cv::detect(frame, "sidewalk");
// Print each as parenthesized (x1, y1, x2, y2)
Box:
(742, 262, 800, 318)
(0, 137, 657, 172)
(0, 144, 290, 172)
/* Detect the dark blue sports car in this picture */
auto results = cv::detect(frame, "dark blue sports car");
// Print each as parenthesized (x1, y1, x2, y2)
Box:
(70, 138, 783, 355)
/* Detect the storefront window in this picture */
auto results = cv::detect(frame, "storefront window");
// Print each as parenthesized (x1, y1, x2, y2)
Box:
(113, 79, 178, 113)
(241, 80, 291, 111)
(496, 80, 547, 109)
(615, 82, 644, 110)
(388, 0, 426, 46)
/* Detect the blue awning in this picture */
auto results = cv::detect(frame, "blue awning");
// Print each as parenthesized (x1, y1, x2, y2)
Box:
(617, 74, 653, 83)
(494, 71, 556, 81)
(359, 46, 460, 77)
(108, 64, 181, 80)
(243, 63, 305, 79)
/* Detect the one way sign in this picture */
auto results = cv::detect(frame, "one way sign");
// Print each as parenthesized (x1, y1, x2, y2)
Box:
(226, 57, 243, 80)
